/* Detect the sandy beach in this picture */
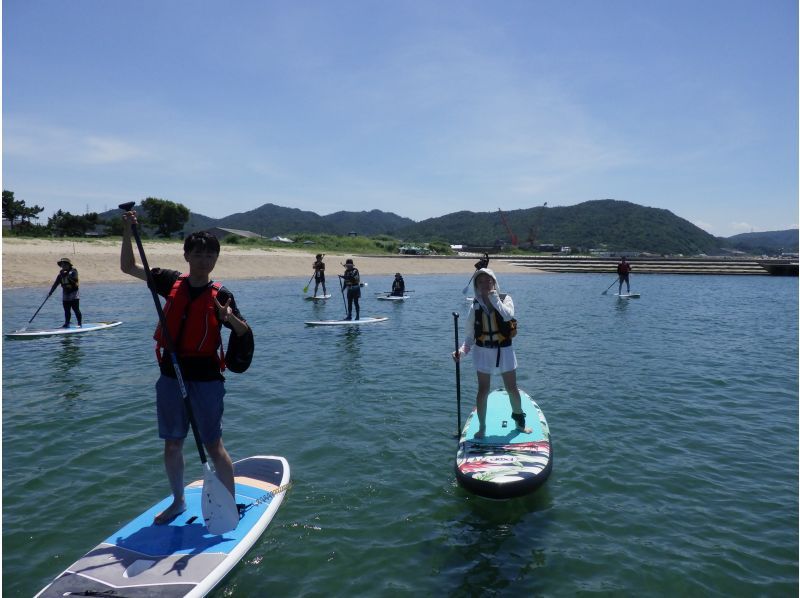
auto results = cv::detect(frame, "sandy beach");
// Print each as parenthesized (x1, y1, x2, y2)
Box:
(2, 238, 539, 289)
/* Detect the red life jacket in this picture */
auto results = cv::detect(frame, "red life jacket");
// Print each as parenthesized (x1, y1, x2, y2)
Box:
(153, 275, 226, 370)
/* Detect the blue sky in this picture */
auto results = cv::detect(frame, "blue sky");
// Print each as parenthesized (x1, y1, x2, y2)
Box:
(3, 0, 797, 237)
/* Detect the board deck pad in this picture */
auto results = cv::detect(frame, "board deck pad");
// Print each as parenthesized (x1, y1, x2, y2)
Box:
(305, 316, 388, 326)
(304, 294, 332, 301)
(36, 456, 290, 598)
(455, 389, 552, 499)
(5, 321, 122, 339)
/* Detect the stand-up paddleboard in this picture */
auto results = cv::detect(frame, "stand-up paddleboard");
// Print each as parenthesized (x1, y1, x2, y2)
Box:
(5, 321, 122, 339)
(455, 389, 552, 499)
(304, 294, 332, 301)
(36, 456, 290, 598)
(376, 295, 409, 301)
(305, 316, 388, 326)
(615, 293, 641, 298)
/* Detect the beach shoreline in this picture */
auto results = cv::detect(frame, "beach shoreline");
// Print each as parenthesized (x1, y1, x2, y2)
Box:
(1, 237, 540, 289)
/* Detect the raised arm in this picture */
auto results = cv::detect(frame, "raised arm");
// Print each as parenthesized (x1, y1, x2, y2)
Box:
(120, 210, 147, 281)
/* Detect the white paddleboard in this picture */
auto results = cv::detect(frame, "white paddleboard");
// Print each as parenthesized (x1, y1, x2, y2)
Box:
(376, 295, 409, 301)
(304, 294, 332, 301)
(615, 293, 641, 298)
(36, 456, 290, 598)
(5, 321, 122, 339)
(305, 316, 388, 326)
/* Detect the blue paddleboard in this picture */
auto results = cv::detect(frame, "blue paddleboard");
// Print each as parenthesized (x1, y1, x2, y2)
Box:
(455, 389, 552, 499)
(36, 456, 290, 598)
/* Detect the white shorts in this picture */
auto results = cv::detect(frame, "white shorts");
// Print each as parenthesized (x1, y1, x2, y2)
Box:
(471, 344, 517, 375)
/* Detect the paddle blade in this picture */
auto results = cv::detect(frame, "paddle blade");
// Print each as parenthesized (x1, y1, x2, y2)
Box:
(303, 285, 309, 293)
(201, 462, 239, 535)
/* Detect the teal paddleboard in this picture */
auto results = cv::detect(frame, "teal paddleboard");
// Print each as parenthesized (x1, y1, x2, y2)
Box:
(455, 389, 552, 499)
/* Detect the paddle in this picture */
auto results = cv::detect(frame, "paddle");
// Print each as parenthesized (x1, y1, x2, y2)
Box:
(463, 254, 490, 294)
(20, 282, 57, 331)
(601, 276, 619, 295)
(337, 274, 348, 318)
(452, 312, 462, 438)
(302, 274, 314, 294)
(118, 201, 239, 535)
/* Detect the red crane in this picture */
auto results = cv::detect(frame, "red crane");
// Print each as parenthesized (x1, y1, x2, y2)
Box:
(497, 208, 518, 247)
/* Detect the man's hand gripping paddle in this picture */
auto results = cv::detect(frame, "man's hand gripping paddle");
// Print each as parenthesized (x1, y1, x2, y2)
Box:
(118, 201, 238, 535)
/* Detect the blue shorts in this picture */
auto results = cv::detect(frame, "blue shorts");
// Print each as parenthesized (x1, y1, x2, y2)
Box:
(155, 375, 225, 444)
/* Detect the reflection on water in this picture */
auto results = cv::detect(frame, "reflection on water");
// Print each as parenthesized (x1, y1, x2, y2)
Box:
(50, 336, 90, 401)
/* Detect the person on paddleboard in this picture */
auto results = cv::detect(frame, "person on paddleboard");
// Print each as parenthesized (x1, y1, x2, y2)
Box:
(617, 256, 632, 295)
(120, 211, 254, 525)
(49, 257, 83, 328)
(312, 253, 327, 297)
(390, 272, 405, 297)
(340, 258, 361, 320)
(452, 268, 531, 438)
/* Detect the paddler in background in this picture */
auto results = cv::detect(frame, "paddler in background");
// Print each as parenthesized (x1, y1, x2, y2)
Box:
(312, 253, 327, 297)
(49, 257, 82, 328)
(452, 268, 531, 438)
(390, 272, 405, 297)
(617, 256, 632, 295)
(120, 210, 254, 525)
(340, 258, 361, 320)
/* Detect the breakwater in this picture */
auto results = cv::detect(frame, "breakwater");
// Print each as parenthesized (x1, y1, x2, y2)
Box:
(501, 256, 786, 275)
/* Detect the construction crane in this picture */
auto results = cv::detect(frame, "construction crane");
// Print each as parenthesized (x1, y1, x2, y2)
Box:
(497, 208, 518, 247)
(527, 202, 547, 249)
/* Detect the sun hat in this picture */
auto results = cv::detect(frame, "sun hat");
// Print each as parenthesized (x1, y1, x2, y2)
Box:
(57, 257, 73, 267)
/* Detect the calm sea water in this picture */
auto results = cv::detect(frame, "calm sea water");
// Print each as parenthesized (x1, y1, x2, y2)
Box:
(3, 272, 798, 597)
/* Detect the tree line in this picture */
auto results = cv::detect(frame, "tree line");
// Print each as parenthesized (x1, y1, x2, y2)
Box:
(2, 191, 190, 238)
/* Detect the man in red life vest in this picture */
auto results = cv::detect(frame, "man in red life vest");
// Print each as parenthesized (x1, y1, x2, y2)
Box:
(617, 257, 632, 295)
(120, 210, 254, 525)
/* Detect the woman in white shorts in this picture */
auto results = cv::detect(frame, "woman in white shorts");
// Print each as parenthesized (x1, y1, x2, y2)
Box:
(453, 268, 530, 439)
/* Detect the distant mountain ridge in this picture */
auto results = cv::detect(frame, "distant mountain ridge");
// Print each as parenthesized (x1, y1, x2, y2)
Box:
(99, 200, 797, 255)
(726, 229, 798, 253)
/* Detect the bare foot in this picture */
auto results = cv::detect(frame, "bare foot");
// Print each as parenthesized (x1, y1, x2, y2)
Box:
(474, 428, 486, 440)
(154, 499, 186, 525)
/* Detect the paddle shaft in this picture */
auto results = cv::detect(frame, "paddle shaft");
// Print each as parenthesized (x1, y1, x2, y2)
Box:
(303, 273, 314, 293)
(120, 205, 208, 466)
(601, 276, 619, 295)
(27, 280, 58, 324)
(452, 312, 462, 437)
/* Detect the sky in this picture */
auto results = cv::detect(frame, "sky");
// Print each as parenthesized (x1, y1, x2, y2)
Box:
(3, 0, 798, 237)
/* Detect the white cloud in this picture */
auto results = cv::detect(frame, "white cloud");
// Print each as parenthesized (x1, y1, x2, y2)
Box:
(5, 120, 147, 165)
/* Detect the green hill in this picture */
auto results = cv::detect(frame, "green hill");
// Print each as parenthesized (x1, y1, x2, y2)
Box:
(726, 229, 798, 254)
(212, 203, 414, 237)
(398, 199, 722, 255)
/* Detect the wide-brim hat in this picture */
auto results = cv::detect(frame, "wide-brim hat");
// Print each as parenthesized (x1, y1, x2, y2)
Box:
(57, 257, 73, 267)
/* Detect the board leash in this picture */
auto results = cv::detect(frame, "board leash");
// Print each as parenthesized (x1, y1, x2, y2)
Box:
(238, 480, 294, 516)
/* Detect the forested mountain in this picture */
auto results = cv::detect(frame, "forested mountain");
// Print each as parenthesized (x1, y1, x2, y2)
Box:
(726, 229, 798, 254)
(397, 199, 721, 254)
(211, 203, 413, 237)
(99, 198, 794, 256)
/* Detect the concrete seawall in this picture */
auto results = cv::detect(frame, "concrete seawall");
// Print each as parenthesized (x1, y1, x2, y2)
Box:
(502, 256, 789, 275)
